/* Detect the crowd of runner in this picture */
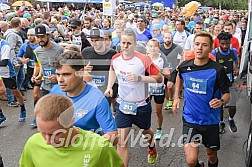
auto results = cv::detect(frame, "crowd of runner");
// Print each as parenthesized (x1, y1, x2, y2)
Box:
(0, 2, 248, 167)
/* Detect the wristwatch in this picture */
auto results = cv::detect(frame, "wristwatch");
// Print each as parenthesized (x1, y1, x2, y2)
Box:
(220, 99, 225, 106)
(137, 75, 142, 82)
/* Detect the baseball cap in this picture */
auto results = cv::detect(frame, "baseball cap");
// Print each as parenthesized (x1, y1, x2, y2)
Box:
(128, 14, 134, 20)
(152, 24, 161, 30)
(204, 18, 211, 24)
(35, 24, 51, 35)
(152, 13, 158, 18)
(223, 14, 229, 19)
(27, 28, 35, 35)
(69, 18, 81, 27)
(62, 16, 69, 21)
(89, 28, 104, 38)
(23, 13, 31, 19)
(194, 17, 202, 22)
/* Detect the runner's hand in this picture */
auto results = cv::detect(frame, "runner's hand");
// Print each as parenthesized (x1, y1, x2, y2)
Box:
(126, 72, 138, 82)
(84, 61, 93, 72)
(22, 58, 29, 64)
(31, 76, 35, 83)
(48, 74, 57, 83)
(233, 70, 238, 76)
(172, 98, 180, 114)
(104, 88, 113, 97)
(209, 98, 222, 108)
(34, 75, 42, 84)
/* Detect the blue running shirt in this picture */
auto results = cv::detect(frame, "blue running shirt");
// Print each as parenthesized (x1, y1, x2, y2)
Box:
(178, 59, 230, 125)
(50, 83, 117, 134)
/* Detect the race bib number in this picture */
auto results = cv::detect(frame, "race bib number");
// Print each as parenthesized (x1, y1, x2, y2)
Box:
(28, 60, 35, 68)
(119, 100, 138, 115)
(226, 73, 233, 82)
(167, 62, 173, 70)
(92, 76, 106, 86)
(43, 67, 56, 78)
(149, 85, 165, 95)
(185, 75, 208, 94)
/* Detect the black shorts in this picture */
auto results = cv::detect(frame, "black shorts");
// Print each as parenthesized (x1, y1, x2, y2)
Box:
(115, 102, 152, 130)
(150, 94, 165, 104)
(33, 82, 42, 87)
(182, 118, 220, 151)
(2, 77, 17, 89)
(167, 70, 178, 84)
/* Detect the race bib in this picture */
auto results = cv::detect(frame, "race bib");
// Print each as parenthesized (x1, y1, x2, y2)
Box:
(92, 75, 106, 86)
(149, 85, 165, 95)
(226, 73, 233, 82)
(119, 100, 138, 115)
(185, 75, 208, 94)
(167, 62, 173, 70)
(28, 60, 35, 68)
(43, 67, 56, 78)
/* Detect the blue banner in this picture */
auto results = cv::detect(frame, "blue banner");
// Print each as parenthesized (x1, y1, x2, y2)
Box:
(0, 0, 8, 3)
(151, 0, 175, 8)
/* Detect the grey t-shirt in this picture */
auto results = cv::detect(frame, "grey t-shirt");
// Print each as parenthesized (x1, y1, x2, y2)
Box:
(34, 42, 64, 91)
(160, 43, 183, 72)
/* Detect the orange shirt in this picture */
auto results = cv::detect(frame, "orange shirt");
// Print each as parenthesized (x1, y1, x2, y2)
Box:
(184, 50, 216, 61)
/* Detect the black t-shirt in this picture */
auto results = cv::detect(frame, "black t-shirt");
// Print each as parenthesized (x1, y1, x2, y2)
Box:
(81, 47, 117, 92)
(82, 47, 116, 71)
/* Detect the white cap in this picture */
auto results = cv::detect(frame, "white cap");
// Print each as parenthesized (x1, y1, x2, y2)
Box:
(128, 14, 134, 20)
(27, 28, 35, 35)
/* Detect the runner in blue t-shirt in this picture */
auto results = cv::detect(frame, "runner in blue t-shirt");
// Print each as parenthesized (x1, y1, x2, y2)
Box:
(173, 32, 230, 167)
(50, 50, 118, 145)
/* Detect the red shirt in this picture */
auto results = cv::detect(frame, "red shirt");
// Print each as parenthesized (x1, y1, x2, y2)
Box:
(214, 36, 240, 56)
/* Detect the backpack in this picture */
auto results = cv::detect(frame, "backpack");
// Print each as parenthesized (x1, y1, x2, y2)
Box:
(25, 42, 34, 59)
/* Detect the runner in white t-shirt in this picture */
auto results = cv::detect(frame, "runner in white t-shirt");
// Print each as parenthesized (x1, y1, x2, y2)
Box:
(184, 21, 204, 51)
(105, 28, 162, 166)
(173, 20, 190, 50)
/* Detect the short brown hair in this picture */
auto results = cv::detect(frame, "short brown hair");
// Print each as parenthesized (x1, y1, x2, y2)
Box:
(64, 45, 80, 52)
(147, 38, 160, 49)
(224, 22, 233, 28)
(53, 50, 84, 71)
(43, 11, 51, 20)
(84, 16, 93, 22)
(34, 94, 74, 121)
(194, 31, 213, 49)
(10, 17, 21, 28)
(121, 28, 136, 44)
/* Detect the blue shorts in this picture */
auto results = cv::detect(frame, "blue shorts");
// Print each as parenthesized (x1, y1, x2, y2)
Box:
(115, 102, 152, 130)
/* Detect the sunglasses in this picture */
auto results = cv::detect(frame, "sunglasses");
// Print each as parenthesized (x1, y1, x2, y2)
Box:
(137, 20, 145, 22)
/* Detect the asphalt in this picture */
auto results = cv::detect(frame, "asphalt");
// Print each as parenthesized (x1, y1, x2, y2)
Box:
(0, 83, 251, 167)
